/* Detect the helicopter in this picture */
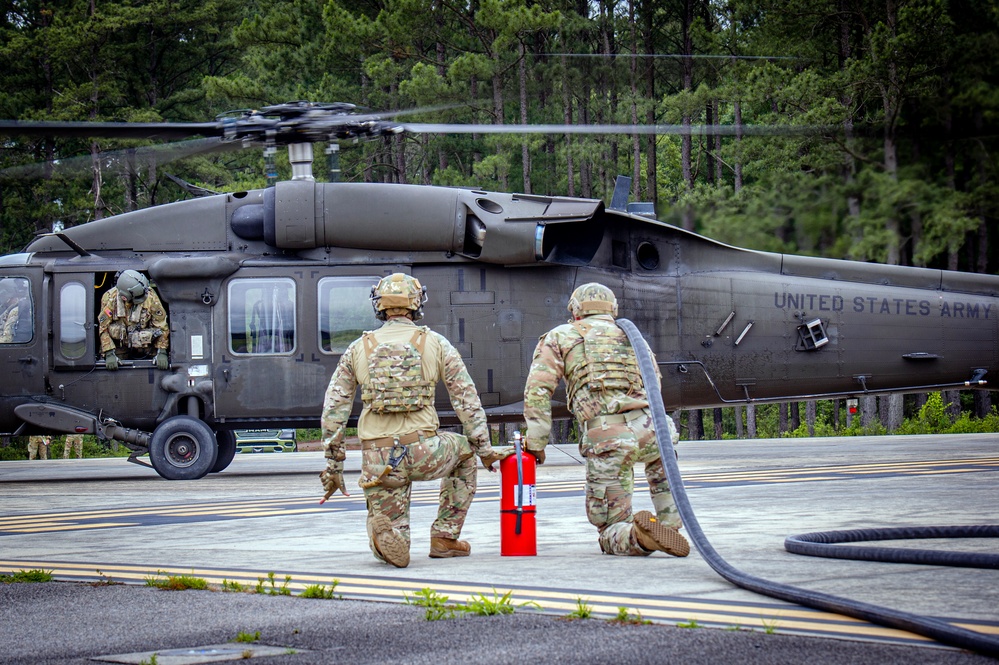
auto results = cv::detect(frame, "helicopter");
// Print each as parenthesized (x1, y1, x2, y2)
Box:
(0, 102, 995, 480)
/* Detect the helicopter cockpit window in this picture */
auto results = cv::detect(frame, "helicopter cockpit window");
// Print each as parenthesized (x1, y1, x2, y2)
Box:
(319, 276, 380, 354)
(228, 278, 297, 355)
(0, 277, 32, 344)
(59, 282, 87, 358)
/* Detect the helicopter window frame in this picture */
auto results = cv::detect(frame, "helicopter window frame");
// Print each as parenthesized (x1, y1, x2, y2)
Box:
(227, 277, 298, 356)
(59, 281, 87, 359)
(318, 276, 381, 355)
(0, 276, 33, 345)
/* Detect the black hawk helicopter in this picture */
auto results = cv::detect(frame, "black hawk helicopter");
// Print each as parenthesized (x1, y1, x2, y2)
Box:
(0, 102, 995, 480)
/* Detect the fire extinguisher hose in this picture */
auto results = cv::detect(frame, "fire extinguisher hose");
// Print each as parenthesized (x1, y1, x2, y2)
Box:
(515, 433, 524, 535)
(616, 317, 999, 658)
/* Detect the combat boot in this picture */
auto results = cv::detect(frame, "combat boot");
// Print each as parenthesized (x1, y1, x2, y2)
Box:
(429, 537, 471, 558)
(633, 510, 690, 557)
(370, 514, 410, 568)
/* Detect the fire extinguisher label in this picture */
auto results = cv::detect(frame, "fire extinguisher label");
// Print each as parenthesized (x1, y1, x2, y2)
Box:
(515, 485, 536, 507)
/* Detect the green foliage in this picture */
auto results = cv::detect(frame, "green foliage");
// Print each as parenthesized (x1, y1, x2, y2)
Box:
(300, 580, 341, 600)
(677, 619, 703, 629)
(220, 579, 246, 593)
(0, 435, 132, 460)
(2, 0, 999, 293)
(563, 597, 593, 620)
(610, 607, 651, 625)
(896, 393, 999, 435)
(255, 572, 292, 596)
(234, 631, 260, 643)
(0, 569, 53, 584)
(93, 570, 120, 586)
(144, 571, 209, 591)
(462, 588, 540, 615)
(404, 587, 457, 621)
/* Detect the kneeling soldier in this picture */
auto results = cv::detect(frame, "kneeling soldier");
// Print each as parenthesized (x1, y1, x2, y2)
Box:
(319, 273, 509, 567)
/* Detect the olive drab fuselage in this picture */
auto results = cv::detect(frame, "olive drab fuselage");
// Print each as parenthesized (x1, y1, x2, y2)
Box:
(1, 179, 997, 482)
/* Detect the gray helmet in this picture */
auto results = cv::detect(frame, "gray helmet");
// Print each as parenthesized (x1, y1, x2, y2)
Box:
(370, 273, 427, 321)
(116, 270, 150, 304)
(568, 282, 618, 318)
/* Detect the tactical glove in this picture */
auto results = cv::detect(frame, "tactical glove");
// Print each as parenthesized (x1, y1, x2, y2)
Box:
(104, 350, 120, 371)
(154, 349, 168, 370)
(319, 459, 350, 503)
(528, 447, 546, 465)
(479, 446, 516, 472)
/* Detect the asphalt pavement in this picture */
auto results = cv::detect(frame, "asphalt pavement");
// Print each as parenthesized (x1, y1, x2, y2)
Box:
(1, 433, 998, 664)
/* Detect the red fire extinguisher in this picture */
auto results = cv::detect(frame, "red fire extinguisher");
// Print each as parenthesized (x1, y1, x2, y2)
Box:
(500, 431, 537, 556)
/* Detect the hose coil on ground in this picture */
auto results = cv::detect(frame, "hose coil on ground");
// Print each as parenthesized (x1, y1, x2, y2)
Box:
(617, 317, 999, 658)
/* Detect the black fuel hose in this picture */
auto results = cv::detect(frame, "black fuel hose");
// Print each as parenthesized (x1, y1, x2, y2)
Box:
(785, 525, 999, 569)
(617, 318, 999, 658)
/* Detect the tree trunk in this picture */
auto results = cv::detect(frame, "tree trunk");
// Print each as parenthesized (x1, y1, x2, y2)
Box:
(562, 55, 574, 197)
(746, 404, 757, 438)
(519, 41, 531, 194)
(713, 408, 724, 439)
(688, 409, 703, 441)
(861, 396, 877, 428)
(806, 401, 816, 436)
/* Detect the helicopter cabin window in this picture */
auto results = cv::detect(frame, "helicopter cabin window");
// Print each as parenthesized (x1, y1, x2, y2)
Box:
(319, 276, 381, 354)
(59, 282, 87, 359)
(228, 278, 297, 355)
(0, 277, 32, 344)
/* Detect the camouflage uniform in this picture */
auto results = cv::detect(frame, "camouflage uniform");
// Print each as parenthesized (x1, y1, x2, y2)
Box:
(322, 315, 494, 564)
(27, 435, 51, 460)
(0, 299, 19, 343)
(98, 287, 169, 359)
(524, 284, 682, 556)
(63, 434, 84, 459)
(0, 286, 30, 344)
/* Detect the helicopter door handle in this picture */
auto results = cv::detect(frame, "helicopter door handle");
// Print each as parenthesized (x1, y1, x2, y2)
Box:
(18, 356, 36, 364)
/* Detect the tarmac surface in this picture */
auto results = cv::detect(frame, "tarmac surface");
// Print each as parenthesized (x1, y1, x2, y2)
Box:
(1, 433, 998, 664)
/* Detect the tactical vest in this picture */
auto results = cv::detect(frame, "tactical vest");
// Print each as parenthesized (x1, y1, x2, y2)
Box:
(566, 320, 642, 407)
(360, 327, 435, 413)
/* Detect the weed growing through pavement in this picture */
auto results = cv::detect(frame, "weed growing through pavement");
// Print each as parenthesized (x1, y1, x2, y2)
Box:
(143, 571, 208, 591)
(220, 579, 246, 593)
(300, 580, 341, 599)
(404, 587, 457, 621)
(0, 569, 52, 584)
(610, 607, 651, 625)
(255, 572, 292, 595)
(563, 597, 594, 620)
(234, 631, 260, 643)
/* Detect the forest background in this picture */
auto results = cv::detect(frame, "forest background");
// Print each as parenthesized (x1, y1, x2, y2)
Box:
(1, 0, 998, 441)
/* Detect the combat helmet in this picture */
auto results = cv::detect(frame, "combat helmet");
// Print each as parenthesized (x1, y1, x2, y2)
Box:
(568, 282, 618, 318)
(370, 273, 427, 321)
(116, 270, 150, 304)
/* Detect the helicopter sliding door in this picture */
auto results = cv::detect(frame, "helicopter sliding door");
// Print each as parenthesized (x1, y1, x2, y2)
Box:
(212, 269, 381, 426)
(0, 269, 45, 416)
(51, 273, 95, 368)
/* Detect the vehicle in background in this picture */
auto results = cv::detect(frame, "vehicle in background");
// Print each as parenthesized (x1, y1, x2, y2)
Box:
(234, 429, 297, 453)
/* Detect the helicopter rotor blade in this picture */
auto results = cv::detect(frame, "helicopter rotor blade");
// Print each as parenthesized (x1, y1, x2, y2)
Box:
(0, 120, 220, 141)
(399, 122, 837, 137)
(0, 137, 230, 181)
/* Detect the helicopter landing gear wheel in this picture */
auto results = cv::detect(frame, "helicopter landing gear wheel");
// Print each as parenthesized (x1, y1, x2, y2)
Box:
(210, 430, 237, 473)
(149, 416, 218, 480)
